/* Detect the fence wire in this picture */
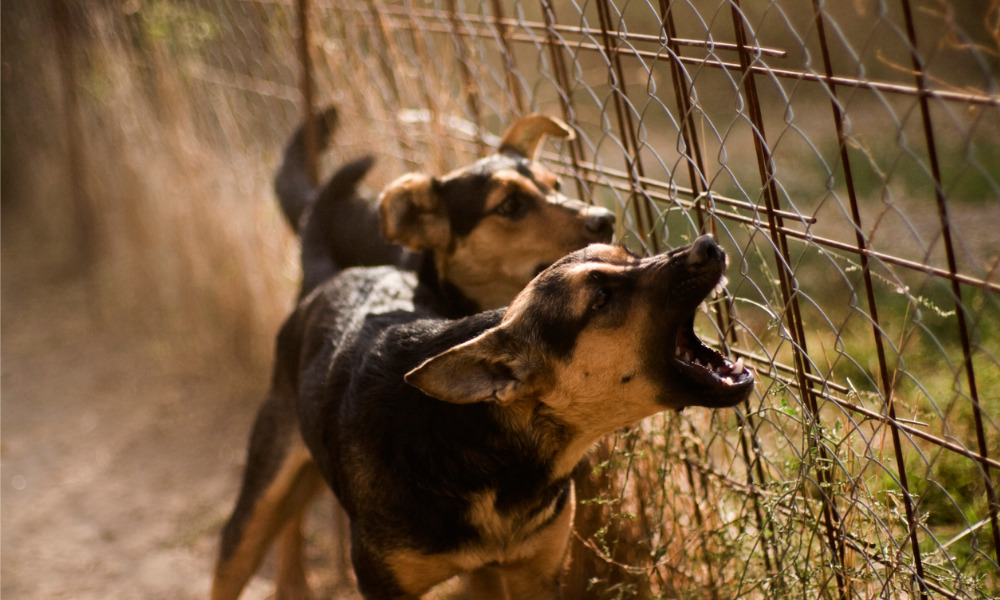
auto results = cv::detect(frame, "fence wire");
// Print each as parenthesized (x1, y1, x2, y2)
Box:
(12, 0, 999, 597)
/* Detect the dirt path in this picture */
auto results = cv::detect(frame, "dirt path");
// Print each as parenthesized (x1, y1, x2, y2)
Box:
(0, 227, 346, 598)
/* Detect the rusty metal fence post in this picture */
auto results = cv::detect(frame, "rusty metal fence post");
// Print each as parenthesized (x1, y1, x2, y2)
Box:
(727, 0, 850, 596)
(899, 0, 1000, 571)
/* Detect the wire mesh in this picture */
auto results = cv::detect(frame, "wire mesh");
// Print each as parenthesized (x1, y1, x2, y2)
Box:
(13, 0, 999, 597)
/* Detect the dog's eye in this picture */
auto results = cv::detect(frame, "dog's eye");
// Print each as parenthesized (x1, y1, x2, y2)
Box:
(552, 179, 562, 192)
(495, 195, 523, 218)
(591, 288, 611, 311)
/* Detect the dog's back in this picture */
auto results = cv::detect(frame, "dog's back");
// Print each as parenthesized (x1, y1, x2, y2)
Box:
(293, 275, 508, 510)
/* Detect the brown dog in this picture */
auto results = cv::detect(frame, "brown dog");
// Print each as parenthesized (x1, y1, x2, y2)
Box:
(274, 107, 615, 309)
(211, 236, 753, 599)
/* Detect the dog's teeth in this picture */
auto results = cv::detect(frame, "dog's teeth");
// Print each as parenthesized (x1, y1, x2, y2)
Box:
(731, 357, 744, 376)
(682, 351, 693, 363)
(713, 275, 729, 296)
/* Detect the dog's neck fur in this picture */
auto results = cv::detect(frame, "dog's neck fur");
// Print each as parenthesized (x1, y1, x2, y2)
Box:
(499, 395, 622, 484)
(435, 255, 525, 313)
(414, 252, 481, 318)
(444, 399, 576, 543)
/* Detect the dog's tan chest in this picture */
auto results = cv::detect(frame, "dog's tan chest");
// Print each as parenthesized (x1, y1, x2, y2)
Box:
(385, 484, 575, 596)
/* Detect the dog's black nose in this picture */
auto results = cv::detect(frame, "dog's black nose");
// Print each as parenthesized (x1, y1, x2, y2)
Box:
(687, 235, 725, 266)
(585, 208, 616, 239)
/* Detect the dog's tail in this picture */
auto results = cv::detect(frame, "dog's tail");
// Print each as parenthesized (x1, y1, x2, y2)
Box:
(299, 155, 377, 296)
(274, 106, 339, 232)
(278, 105, 419, 295)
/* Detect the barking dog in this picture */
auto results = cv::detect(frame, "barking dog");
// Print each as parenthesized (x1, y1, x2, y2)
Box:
(211, 235, 753, 599)
(274, 107, 615, 309)
(211, 110, 615, 599)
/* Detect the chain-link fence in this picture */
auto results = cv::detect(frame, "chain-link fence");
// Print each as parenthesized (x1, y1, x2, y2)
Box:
(5, 0, 998, 597)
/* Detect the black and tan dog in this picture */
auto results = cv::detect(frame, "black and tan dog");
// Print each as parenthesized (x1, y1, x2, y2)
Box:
(211, 111, 616, 599)
(274, 107, 615, 308)
(211, 236, 753, 599)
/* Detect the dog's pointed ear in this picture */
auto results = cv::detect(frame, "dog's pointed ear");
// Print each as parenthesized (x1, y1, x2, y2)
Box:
(405, 329, 539, 405)
(498, 114, 575, 160)
(379, 173, 451, 251)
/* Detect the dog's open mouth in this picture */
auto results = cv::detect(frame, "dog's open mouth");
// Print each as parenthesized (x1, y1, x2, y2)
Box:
(673, 318, 753, 390)
(667, 268, 754, 401)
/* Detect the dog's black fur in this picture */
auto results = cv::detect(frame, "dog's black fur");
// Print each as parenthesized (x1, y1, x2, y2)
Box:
(211, 236, 753, 599)
(274, 107, 416, 293)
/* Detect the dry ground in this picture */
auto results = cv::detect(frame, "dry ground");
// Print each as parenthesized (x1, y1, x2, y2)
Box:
(0, 215, 352, 598)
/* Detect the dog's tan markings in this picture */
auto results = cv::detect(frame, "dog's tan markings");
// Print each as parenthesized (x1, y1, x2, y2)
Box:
(211, 436, 322, 600)
(380, 166, 607, 310)
(412, 252, 644, 406)
(582, 243, 635, 264)
(467, 490, 512, 545)
(555, 260, 633, 315)
(441, 191, 611, 310)
(469, 485, 576, 599)
(386, 486, 576, 597)
(466, 487, 567, 548)
(515, 254, 664, 477)
(378, 173, 451, 251)
(374, 119, 614, 313)
(493, 484, 576, 599)
(537, 250, 690, 476)
(384, 549, 464, 597)
(274, 511, 313, 600)
(440, 234, 553, 310)
(500, 283, 534, 326)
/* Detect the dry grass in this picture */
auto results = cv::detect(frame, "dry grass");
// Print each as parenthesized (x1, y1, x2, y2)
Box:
(4, 3, 299, 375)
